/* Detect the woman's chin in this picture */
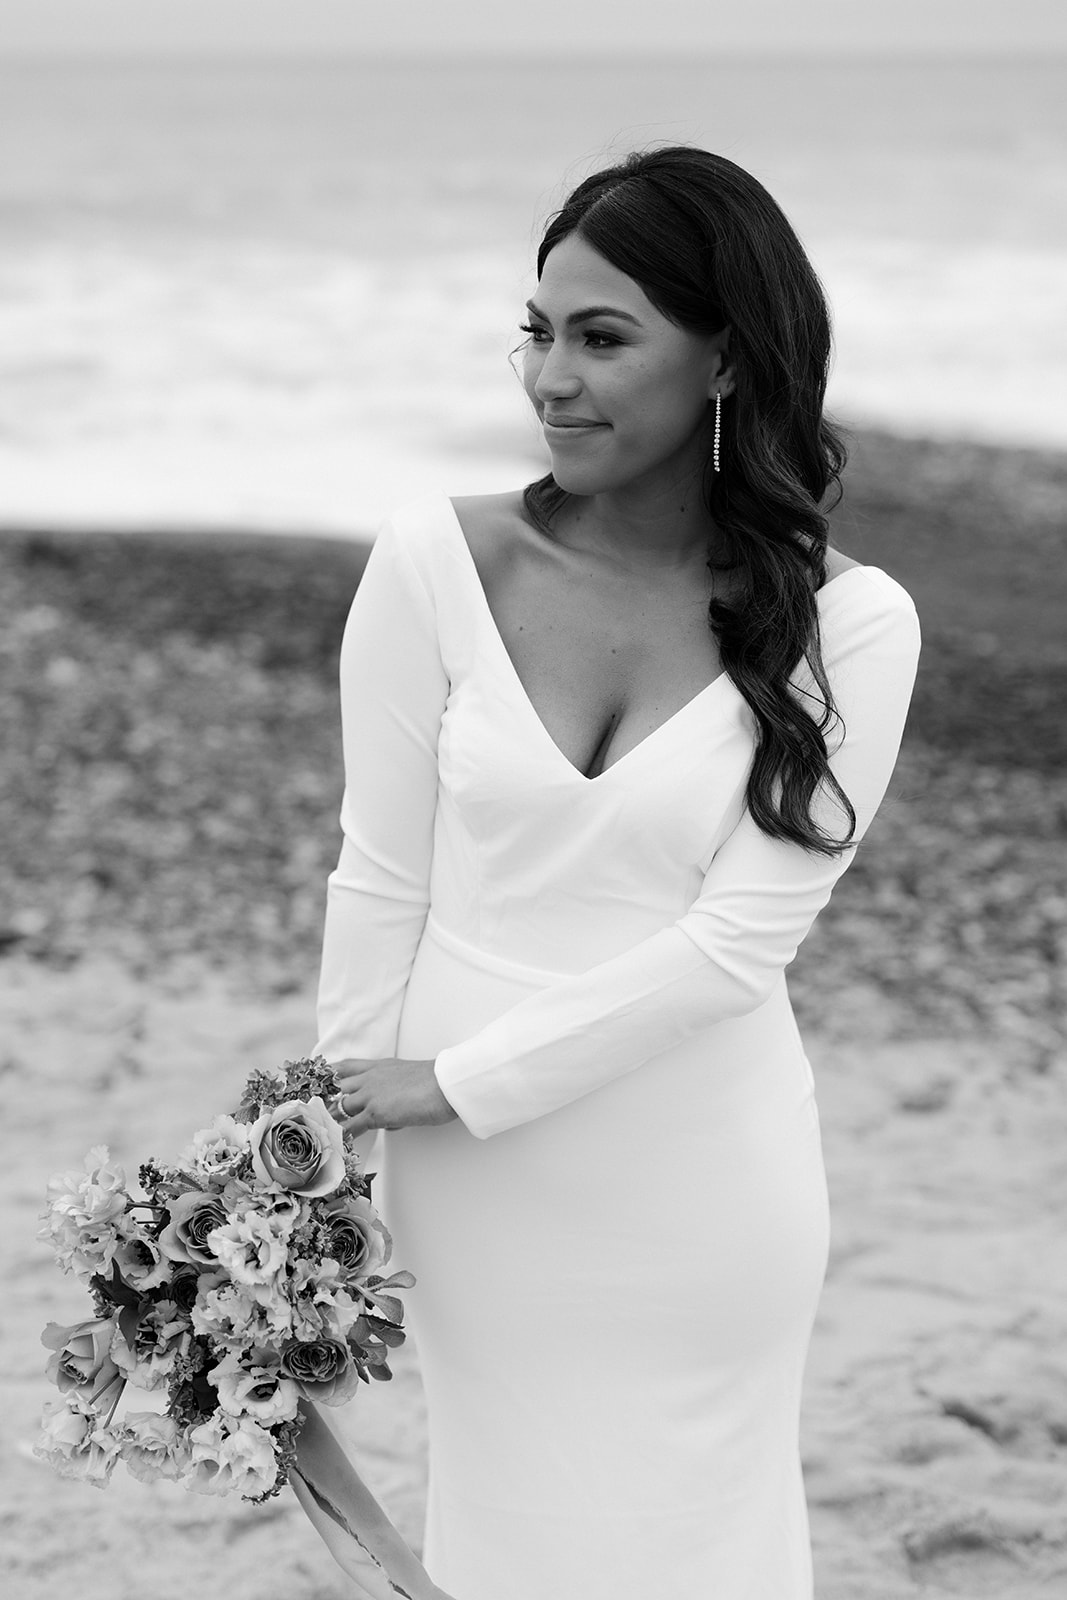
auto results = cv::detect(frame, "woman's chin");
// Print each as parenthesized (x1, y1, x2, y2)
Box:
(546, 459, 617, 497)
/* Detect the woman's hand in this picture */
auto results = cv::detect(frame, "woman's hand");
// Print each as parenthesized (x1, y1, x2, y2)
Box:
(333, 1058, 458, 1137)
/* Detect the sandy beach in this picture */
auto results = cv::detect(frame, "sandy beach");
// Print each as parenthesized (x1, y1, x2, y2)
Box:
(4, 955, 1065, 1598)
(2, 430, 1066, 1597)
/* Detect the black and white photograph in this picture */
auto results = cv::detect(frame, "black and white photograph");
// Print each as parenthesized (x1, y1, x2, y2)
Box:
(3, 3, 1066, 1597)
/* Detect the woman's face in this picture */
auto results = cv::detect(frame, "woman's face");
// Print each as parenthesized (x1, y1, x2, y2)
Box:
(521, 232, 732, 502)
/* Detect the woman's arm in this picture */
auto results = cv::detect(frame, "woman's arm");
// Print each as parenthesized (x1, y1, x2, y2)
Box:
(432, 571, 921, 1138)
(300, 520, 453, 1588)
(314, 517, 449, 1069)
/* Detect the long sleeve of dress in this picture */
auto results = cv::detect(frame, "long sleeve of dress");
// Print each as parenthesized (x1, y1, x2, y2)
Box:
(434, 572, 920, 1138)
(313, 520, 448, 1064)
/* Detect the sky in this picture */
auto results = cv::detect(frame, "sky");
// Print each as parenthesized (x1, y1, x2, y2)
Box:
(1, 0, 1066, 57)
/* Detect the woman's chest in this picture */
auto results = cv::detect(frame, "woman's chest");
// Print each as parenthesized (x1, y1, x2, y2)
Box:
(483, 553, 724, 782)
(436, 617, 755, 874)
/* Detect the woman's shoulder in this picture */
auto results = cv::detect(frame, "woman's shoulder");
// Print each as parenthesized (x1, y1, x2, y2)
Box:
(822, 547, 861, 585)
(365, 489, 540, 631)
(822, 546, 917, 612)
(818, 547, 921, 663)
(449, 490, 538, 582)
(380, 489, 525, 569)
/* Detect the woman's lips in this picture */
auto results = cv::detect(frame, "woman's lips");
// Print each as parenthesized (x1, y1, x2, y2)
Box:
(542, 416, 608, 436)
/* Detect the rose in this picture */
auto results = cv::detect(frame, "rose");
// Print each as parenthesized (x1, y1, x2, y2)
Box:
(186, 1413, 278, 1499)
(42, 1317, 122, 1399)
(280, 1334, 360, 1405)
(208, 1351, 300, 1424)
(170, 1263, 209, 1314)
(117, 1412, 186, 1483)
(321, 1194, 390, 1283)
(158, 1190, 229, 1266)
(249, 1097, 345, 1198)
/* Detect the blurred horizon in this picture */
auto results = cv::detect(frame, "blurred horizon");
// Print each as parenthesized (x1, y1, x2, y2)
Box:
(1, 49, 1064, 536)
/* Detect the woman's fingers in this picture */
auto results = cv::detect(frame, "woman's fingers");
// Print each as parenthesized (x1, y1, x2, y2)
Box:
(324, 1060, 378, 1135)
(338, 1083, 379, 1133)
(338, 1089, 374, 1130)
(342, 1110, 377, 1138)
(332, 1060, 453, 1134)
(333, 1058, 375, 1090)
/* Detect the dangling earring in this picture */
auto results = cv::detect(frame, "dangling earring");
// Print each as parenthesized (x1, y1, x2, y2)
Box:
(713, 390, 722, 474)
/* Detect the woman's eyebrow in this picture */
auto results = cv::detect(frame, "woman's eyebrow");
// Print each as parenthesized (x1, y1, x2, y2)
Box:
(525, 299, 642, 327)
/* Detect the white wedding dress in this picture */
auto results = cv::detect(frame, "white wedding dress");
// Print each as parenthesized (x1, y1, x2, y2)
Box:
(314, 492, 920, 1600)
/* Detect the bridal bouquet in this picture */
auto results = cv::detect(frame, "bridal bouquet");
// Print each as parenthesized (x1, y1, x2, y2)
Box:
(35, 1049, 419, 1484)
(36, 1055, 411, 1497)
(35, 1057, 444, 1599)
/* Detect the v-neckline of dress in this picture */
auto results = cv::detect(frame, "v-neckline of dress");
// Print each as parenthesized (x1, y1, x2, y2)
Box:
(439, 493, 865, 786)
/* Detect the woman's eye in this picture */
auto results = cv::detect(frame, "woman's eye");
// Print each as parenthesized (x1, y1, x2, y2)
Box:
(519, 323, 620, 351)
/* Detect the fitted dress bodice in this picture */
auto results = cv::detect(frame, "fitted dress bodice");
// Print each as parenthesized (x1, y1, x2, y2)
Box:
(430, 500, 755, 977)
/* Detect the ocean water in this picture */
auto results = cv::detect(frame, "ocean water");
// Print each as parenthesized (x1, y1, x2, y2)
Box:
(0, 55, 1064, 534)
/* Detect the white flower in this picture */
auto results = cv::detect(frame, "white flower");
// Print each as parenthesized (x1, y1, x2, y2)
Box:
(36, 1393, 92, 1460)
(178, 1115, 251, 1178)
(111, 1223, 172, 1290)
(46, 1145, 127, 1229)
(208, 1352, 300, 1425)
(191, 1279, 288, 1348)
(287, 1255, 347, 1340)
(34, 1394, 123, 1486)
(39, 1146, 129, 1281)
(110, 1300, 189, 1391)
(251, 1187, 306, 1236)
(117, 1412, 187, 1483)
(186, 1413, 279, 1499)
(209, 1210, 288, 1291)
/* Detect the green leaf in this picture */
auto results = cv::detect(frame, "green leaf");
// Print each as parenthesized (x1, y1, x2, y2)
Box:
(118, 1301, 141, 1350)
(376, 1270, 415, 1290)
(362, 1291, 403, 1324)
(364, 1320, 405, 1348)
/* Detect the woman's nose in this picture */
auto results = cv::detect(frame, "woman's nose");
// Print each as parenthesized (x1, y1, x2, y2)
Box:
(532, 343, 582, 402)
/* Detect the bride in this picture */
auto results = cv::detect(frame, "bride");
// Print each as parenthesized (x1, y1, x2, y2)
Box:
(301, 145, 920, 1599)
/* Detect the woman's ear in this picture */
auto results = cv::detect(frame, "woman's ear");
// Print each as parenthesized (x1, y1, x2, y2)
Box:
(707, 326, 736, 400)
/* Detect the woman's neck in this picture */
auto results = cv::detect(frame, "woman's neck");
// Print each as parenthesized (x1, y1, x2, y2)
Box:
(554, 483, 717, 575)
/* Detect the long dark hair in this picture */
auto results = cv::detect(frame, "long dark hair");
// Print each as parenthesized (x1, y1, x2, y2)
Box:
(524, 146, 855, 855)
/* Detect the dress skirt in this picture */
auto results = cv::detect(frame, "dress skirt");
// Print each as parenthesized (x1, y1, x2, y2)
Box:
(381, 913, 831, 1600)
